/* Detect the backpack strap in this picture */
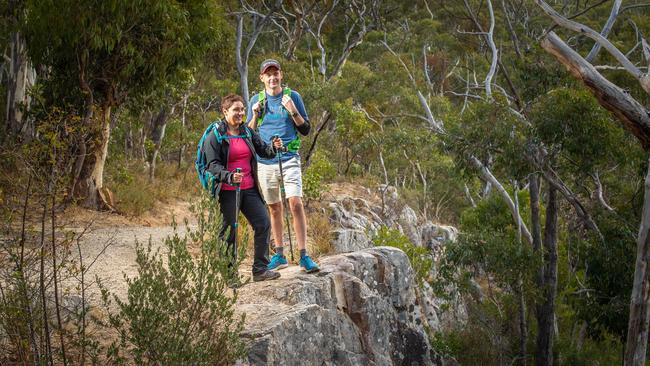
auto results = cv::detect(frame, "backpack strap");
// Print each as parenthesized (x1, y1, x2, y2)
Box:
(213, 123, 251, 142)
(256, 91, 266, 127)
(257, 87, 292, 128)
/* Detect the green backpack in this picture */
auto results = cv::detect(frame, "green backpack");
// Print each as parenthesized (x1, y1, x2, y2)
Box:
(256, 87, 301, 153)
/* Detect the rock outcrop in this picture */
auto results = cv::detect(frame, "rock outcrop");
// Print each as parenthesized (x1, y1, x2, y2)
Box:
(236, 247, 437, 366)
(326, 185, 457, 257)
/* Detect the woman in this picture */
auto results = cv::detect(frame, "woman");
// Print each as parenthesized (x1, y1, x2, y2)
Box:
(203, 94, 283, 282)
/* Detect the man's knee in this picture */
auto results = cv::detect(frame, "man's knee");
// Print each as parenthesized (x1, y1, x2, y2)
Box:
(268, 202, 283, 215)
(288, 197, 304, 213)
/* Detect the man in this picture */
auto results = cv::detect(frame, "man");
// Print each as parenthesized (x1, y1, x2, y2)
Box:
(247, 59, 319, 273)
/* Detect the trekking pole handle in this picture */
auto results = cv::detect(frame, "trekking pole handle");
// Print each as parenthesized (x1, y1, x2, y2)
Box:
(234, 168, 242, 187)
(272, 135, 287, 153)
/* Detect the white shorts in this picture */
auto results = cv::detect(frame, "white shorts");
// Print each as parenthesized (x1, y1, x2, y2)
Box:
(257, 157, 303, 204)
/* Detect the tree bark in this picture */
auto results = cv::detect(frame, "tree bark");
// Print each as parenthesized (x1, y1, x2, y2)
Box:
(72, 106, 115, 210)
(536, 0, 650, 94)
(5, 30, 36, 139)
(540, 165, 602, 238)
(178, 93, 188, 168)
(625, 156, 650, 366)
(585, 0, 622, 62)
(285, 11, 305, 60)
(536, 185, 558, 366)
(235, 3, 279, 104)
(235, 16, 250, 105)
(148, 106, 171, 182)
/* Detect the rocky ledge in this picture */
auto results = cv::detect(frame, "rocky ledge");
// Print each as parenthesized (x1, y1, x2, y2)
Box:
(235, 247, 437, 366)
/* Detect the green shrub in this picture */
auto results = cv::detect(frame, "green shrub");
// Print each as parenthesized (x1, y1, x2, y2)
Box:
(100, 194, 247, 365)
(303, 152, 336, 201)
(372, 226, 433, 288)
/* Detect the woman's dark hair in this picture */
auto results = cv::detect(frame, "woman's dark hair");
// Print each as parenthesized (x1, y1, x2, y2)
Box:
(221, 94, 245, 112)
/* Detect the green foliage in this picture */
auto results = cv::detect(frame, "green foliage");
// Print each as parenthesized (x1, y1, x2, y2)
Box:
(531, 87, 631, 174)
(100, 195, 246, 365)
(372, 226, 433, 288)
(450, 190, 537, 287)
(569, 213, 636, 339)
(24, 0, 230, 108)
(303, 152, 336, 201)
(554, 327, 622, 366)
(447, 97, 529, 180)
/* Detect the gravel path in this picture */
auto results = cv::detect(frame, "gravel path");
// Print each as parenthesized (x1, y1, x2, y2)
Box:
(68, 225, 195, 305)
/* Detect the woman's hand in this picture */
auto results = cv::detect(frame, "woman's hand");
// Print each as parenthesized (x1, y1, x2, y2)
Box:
(231, 171, 243, 184)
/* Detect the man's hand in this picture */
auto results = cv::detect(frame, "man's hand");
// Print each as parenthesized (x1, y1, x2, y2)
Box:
(252, 101, 261, 116)
(272, 136, 285, 152)
(281, 95, 298, 116)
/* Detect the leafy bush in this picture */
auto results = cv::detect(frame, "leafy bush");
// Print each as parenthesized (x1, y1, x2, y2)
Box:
(100, 195, 247, 365)
(303, 152, 336, 202)
(372, 226, 433, 288)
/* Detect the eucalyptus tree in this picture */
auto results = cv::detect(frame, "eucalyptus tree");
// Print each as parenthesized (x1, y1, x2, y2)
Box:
(2, 0, 36, 140)
(366, 1, 644, 364)
(23, 0, 228, 209)
(535, 1, 650, 363)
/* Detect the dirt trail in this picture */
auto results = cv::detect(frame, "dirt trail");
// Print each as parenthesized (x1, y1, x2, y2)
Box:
(65, 183, 359, 305)
(62, 200, 197, 303)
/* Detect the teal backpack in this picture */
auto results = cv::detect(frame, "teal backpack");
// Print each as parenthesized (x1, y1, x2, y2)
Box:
(195, 121, 251, 193)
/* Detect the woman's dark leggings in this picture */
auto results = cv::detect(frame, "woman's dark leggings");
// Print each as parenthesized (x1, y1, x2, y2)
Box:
(218, 188, 271, 275)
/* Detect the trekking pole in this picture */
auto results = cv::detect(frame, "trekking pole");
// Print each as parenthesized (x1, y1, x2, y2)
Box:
(273, 135, 294, 262)
(233, 167, 242, 276)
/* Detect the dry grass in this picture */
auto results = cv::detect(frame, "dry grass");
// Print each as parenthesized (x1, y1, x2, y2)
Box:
(307, 210, 334, 259)
(108, 160, 200, 217)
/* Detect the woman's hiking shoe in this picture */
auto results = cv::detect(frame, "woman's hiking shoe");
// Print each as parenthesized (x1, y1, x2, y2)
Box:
(299, 255, 320, 273)
(268, 253, 288, 270)
(253, 270, 281, 282)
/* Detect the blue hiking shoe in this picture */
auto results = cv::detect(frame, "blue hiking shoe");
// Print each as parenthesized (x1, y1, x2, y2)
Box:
(268, 253, 288, 270)
(299, 255, 320, 273)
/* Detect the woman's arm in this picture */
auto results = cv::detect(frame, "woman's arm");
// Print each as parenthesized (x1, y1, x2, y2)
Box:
(250, 129, 277, 159)
(204, 134, 233, 184)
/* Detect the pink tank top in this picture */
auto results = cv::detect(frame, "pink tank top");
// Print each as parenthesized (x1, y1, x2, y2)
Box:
(222, 133, 254, 191)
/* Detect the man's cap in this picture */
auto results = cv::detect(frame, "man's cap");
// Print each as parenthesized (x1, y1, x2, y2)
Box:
(260, 59, 281, 74)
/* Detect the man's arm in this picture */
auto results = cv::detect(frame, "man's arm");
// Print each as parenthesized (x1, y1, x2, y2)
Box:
(283, 91, 311, 135)
(246, 95, 261, 130)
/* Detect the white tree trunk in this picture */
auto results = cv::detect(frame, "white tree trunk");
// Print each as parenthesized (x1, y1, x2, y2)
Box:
(235, 16, 250, 104)
(235, 5, 278, 105)
(625, 156, 650, 366)
(585, 0, 622, 62)
(5, 31, 36, 137)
